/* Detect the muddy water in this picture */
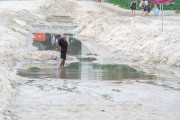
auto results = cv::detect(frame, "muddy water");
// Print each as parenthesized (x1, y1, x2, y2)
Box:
(17, 34, 178, 81)
(17, 61, 159, 80)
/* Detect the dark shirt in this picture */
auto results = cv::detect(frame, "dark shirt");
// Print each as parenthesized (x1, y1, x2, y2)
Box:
(130, 2, 136, 9)
(58, 38, 68, 52)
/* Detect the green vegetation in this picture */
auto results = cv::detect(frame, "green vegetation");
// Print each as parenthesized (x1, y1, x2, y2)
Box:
(163, 0, 180, 10)
(107, 0, 130, 9)
(107, 0, 180, 10)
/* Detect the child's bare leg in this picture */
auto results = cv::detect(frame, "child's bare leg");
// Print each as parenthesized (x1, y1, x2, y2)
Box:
(63, 60, 66, 67)
(60, 59, 64, 68)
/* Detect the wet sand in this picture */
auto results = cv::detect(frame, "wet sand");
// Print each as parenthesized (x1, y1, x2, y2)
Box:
(11, 79, 180, 120)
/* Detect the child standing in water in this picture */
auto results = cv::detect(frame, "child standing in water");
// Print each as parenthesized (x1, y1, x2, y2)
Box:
(130, 0, 136, 16)
(56, 35, 68, 68)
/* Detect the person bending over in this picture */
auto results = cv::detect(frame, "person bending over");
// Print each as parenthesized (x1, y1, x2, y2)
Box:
(57, 35, 68, 68)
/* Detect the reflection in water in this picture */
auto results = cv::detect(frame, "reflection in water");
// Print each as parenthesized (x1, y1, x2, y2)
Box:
(92, 64, 155, 80)
(33, 33, 55, 50)
(32, 32, 82, 56)
(60, 68, 67, 79)
(17, 61, 159, 81)
(60, 62, 157, 80)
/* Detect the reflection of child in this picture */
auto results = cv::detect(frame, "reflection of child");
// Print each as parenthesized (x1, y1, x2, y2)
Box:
(153, 4, 159, 15)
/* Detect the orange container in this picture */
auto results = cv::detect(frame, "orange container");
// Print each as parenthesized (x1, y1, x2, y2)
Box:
(33, 33, 46, 41)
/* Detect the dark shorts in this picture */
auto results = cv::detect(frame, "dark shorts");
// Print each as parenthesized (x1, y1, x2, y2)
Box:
(144, 6, 148, 11)
(130, 6, 136, 10)
(61, 51, 67, 60)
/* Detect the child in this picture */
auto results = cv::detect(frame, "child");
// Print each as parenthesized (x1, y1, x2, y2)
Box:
(153, 4, 159, 15)
(139, 0, 145, 15)
(130, 0, 136, 16)
(144, 0, 149, 15)
(57, 35, 68, 68)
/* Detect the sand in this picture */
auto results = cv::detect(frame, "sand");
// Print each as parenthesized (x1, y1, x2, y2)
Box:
(0, 0, 180, 120)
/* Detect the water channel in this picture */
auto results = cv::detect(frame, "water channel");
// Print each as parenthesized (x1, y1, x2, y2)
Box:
(17, 32, 179, 81)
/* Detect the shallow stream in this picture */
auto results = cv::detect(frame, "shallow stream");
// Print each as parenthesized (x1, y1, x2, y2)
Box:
(17, 33, 179, 81)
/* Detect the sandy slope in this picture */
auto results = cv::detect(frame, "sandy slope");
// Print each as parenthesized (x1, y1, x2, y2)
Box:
(73, 1, 180, 67)
(0, 0, 53, 119)
(0, 0, 180, 120)
(0, 0, 78, 119)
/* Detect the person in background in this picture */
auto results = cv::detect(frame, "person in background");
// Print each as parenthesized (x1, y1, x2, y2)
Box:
(139, 0, 146, 16)
(144, 0, 148, 15)
(153, 3, 159, 15)
(57, 35, 68, 68)
(130, 0, 136, 16)
(146, 0, 152, 16)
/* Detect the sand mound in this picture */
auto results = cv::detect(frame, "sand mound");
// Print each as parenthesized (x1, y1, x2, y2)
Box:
(74, 2, 180, 67)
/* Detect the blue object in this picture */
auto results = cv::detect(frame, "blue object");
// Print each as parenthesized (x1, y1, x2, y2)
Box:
(153, 9, 159, 15)
(51, 55, 57, 60)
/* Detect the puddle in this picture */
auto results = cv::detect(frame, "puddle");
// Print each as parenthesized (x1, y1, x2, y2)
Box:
(18, 14, 180, 81)
(47, 15, 74, 22)
(31, 24, 77, 31)
(17, 62, 160, 80)
(17, 32, 179, 81)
